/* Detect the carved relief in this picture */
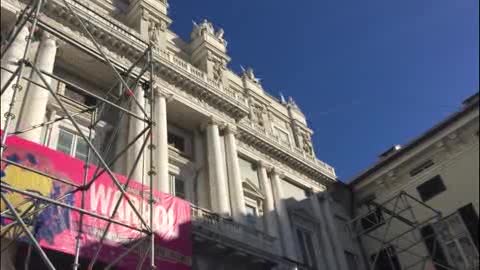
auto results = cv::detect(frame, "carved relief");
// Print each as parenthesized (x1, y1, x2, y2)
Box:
(212, 61, 223, 82)
(302, 132, 314, 156)
(148, 19, 159, 45)
(251, 103, 266, 127)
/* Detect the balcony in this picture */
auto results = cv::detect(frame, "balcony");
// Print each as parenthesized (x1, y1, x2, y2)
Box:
(191, 206, 278, 257)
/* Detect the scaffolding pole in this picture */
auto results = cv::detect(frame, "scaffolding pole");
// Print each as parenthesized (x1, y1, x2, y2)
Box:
(348, 191, 456, 270)
(0, 0, 160, 268)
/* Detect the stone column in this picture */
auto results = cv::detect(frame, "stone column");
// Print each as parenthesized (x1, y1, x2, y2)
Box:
(270, 168, 297, 260)
(206, 117, 230, 216)
(1, 25, 29, 131)
(257, 161, 281, 251)
(17, 32, 57, 143)
(224, 124, 246, 223)
(194, 129, 209, 208)
(127, 86, 146, 183)
(321, 194, 349, 270)
(154, 90, 170, 193)
(309, 191, 338, 270)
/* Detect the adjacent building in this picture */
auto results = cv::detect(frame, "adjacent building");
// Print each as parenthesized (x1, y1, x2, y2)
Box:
(350, 93, 479, 270)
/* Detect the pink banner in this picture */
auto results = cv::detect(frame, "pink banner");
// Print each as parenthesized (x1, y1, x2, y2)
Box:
(0, 131, 192, 269)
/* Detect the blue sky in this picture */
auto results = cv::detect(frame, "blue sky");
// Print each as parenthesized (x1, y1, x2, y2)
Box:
(168, 0, 479, 182)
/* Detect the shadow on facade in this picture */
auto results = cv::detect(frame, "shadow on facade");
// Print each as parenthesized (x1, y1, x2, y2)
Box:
(12, 218, 193, 270)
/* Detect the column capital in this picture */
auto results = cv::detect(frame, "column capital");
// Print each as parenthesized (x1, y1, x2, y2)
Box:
(269, 167, 284, 178)
(257, 160, 271, 171)
(38, 31, 66, 50)
(222, 123, 237, 135)
(207, 115, 223, 126)
(154, 87, 173, 101)
(199, 116, 222, 131)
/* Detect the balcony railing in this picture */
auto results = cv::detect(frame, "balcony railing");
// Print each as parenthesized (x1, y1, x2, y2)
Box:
(191, 206, 277, 254)
(157, 49, 248, 109)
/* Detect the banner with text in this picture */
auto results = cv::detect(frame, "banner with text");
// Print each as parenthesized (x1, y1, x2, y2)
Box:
(0, 131, 192, 269)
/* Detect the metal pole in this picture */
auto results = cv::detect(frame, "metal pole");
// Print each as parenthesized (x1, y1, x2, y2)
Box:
(29, 65, 151, 230)
(0, 65, 21, 95)
(136, 244, 151, 270)
(73, 108, 96, 270)
(1, 189, 78, 237)
(1, 0, 43, 158)
(11, 107, 94, 136)
(87, 130, 152, 269)
(370, 195, 402, 270)
(0, 0, 35, 58)
(24, 65, 147, 122)
(84, 125, 150, 188)
(104, 238, 147, 269)
(61, 0, 149, 119)
(0, 183, 147, 233)
(148, 45, 157, 270)
(1, 158, 81, 188)
(0, 192, 56, 270)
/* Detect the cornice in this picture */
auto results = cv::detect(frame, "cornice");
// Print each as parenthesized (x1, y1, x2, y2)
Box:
(23, 0, 249, 121)
(237, 123, 336, 182)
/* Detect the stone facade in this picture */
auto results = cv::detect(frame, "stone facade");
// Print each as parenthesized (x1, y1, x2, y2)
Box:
(0, 0, 347, 269)
(350, 94, 479, 270)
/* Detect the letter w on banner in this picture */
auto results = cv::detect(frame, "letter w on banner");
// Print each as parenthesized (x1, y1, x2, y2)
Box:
(0, 130, 192, 269)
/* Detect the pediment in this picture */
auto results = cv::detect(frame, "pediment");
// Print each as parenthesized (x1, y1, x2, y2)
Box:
(243, 178, 264, 200)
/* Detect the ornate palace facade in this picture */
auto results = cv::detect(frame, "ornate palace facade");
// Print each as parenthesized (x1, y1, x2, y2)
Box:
(0, 0, 357, 269)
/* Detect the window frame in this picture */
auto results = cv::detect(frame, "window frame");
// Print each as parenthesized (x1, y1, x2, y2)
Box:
(416, 175, 447, 202)
(170, 175, 186, 199)
(55, 128, 90, 162)
(295, 227, 319, 269)
(433, 212, 480, 269)
(244, 197, 260, 228)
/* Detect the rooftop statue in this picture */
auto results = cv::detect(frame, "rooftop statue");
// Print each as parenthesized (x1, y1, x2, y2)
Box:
(191, 20, 227, 46)
(241, 66, 261, 85)
(288, 96, 299, 109)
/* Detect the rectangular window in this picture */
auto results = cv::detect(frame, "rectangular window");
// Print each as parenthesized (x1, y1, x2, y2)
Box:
(174, 178, 185, 199)
(433, 212, 480, 269)
(421, 225, 451, 270)
(417, 175, 446, 202)
(56, 128, 90, 162)
(245, 205, 257, 227)
(57, 129, 74, 155)
(370, 246, 401, 270)
(74, 137, 88, 161)
(168, 132, 186, 153)
(296, 228, 318, 269)
(361, 207, 385, 233)
(409, 159, 434, 177)
(64, 85, 96, 106)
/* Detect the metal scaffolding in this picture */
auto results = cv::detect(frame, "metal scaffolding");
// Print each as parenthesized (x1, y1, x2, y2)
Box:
(349, 191, 457, 270)
(0, 0, 160, 269)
